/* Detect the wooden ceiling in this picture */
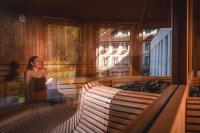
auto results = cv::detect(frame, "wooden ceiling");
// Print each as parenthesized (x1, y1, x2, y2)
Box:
(0, 0, 171, 23)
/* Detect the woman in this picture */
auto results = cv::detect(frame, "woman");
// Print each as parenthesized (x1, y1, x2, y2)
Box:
(24, 56, 47, 103)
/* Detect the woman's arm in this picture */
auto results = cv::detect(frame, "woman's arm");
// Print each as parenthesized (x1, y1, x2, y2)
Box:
(24, 70, 31, 101)
(43, 68, 48, 79)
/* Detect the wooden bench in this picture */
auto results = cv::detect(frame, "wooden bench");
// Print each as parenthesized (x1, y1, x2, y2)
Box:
(0, 64, 23, 98)
(52, 81, 160, 133)
(0, 81, 21, 100)
(191, 77, 200, 86)
(186, 97, 200, 133)
(0, 65, 9, 82)
(0, 80, 162, 132)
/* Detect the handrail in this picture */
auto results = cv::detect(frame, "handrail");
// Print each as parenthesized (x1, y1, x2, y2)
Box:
(122, 85, 178, 133)
(149, 85, 188, 133)
(149, 71, 192, 133)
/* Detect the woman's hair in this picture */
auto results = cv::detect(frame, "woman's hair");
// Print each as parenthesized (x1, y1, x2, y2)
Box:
(27, 56, 38, 70)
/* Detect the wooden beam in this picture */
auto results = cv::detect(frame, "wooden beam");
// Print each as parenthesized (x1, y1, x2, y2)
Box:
(131, 26, 143, 76)
(172, 0, 188, 84)
(81, 23, 97, 77)
(187, 0, 193, 79)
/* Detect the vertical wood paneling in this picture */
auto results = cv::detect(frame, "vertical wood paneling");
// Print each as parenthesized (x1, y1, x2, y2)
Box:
(0, 8, 174, 79)
(193, 0, 200, 72)
(81, 23, 97, 77)
(131, 25, 143, 75)
(188, 0, 193, 79)
(172, 0, 188, 84)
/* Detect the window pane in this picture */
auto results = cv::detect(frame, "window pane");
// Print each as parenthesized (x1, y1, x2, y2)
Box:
(97, 28, 131, 77)
(142, 28, 172, 76)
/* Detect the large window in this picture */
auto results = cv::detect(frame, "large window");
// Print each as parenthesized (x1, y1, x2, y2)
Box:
(45, 24, 81, 78)
(97, 28, 131, 77)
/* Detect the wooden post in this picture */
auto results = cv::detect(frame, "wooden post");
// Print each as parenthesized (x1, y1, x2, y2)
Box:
(187, 0, 193, 79)
(131, 25, 143, 76)
(81, 23, 97, 77)
(172, 0, 190, 84)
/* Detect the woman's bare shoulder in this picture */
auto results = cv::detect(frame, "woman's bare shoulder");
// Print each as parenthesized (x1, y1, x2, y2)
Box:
(41, 68, 47, 72)
(25, 70, 32, 75)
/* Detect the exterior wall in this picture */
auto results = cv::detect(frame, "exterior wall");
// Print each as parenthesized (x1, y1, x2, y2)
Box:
(142, 42, 150, 75)
(98, 42, 130, 77)
(141, 29, 157, 76)
(97, 29, 131, 77)
(150, 28, 172, 76)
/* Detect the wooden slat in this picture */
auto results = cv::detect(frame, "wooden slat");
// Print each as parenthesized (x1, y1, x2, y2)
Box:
(93, 86, 119, 94)
(78, 123, 95, 133)
(187, 110, 200, 117)
(187, 104, 200, 110)
(109, 110, 137, 120)
(88, 89, 114, 98)
(80, 118, 104, 133)
(83, 100, 109, 114)
(120, 90, 160, 97)
(187, 97, 200, 101)
(107, 127, 121, 133)
(187, 100, 200, 104)
(83, 104, 109, 120)
(84, 96, 110, 108)
(114, 96, 153, 104)
(186, 117, 200, 124)
(108, 122, 126, 130)
(112, 99, 148, 110)
(76, 125, 87, 133)
(117, 92, 158, 100)
(110, 104, 143, 115)
(186, 124, 200, 132)
(83, 110, 108, 126)
(108, 116, 131, 125)
(85, 92, 112, 103)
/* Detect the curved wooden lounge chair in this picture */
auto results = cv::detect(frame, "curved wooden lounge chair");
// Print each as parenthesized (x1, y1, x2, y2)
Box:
(0, 81, 161, 133)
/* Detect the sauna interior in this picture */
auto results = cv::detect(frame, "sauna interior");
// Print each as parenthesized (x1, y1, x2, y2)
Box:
(0, 0, 199, 132)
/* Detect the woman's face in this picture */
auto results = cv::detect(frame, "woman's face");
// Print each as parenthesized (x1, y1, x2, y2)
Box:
(31, 58, 43, 69)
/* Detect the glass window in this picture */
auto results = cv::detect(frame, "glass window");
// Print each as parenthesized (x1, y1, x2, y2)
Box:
(142, 28, 172, 76)
(97, 28, 131, 77)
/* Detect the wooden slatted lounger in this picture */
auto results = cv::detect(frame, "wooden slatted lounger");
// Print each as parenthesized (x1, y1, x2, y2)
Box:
(53, 81, 160, 133)
(186, 97, 200, 133)
(0, 81, 161, 133)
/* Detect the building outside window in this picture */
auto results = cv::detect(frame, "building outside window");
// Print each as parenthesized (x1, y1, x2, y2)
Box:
(145, 43, 150, 51)
(144, 56, 150, 66)
(113, 57, 118, 67)
(103, 57, 108, 69)
(97, 28, 131, 77)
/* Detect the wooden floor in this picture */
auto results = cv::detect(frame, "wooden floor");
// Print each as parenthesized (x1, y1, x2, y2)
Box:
(186, 97, 200, 133)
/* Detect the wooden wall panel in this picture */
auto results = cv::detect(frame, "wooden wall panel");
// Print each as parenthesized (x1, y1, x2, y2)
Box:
(0, 10, 26, 64)
(0, 8, 151, 79)
(188, 0, 193, 79)
(172, 0, 188, 84)
(0, 9, 84, 79)
(82, 24, 97, 77)
(193, 0, 200, 72)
